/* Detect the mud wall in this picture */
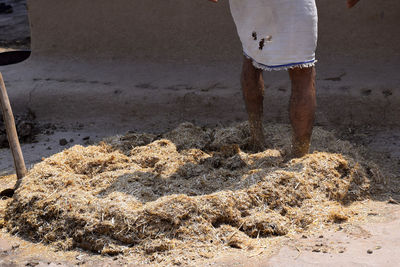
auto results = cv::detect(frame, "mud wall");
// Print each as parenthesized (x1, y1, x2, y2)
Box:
(27, 0, 400, 63)
(22, 0, 400, 127)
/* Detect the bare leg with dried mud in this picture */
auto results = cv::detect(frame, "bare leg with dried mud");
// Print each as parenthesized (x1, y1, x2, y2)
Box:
(288, 66, 316, 158)
(241, 57, 265, 151)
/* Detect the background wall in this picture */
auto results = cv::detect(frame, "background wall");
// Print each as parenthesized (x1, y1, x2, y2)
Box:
(27, 0, 400, 64)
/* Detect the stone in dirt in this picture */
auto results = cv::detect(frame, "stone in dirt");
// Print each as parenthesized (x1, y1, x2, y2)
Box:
(59, 139, 68, 146)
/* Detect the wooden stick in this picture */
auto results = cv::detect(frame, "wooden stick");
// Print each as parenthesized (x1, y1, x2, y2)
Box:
(0, 72, 27, 180)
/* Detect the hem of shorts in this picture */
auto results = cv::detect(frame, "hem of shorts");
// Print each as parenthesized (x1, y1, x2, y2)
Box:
(243, 52, 317, 71)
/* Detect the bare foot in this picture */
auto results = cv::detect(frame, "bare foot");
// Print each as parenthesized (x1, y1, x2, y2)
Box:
(248, 137, 265, 152)
(248, 118, 266, 152)
(291, 137, 310, 158)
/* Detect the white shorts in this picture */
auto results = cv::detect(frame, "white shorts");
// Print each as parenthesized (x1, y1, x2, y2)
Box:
(229, 0, 318, 71)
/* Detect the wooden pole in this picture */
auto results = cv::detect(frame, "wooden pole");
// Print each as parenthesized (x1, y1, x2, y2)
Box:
(0, 72, 27, 180)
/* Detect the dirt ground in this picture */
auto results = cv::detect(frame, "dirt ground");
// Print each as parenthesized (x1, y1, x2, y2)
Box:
(1, 1, 400, 266)
(0, 122, 399, 267)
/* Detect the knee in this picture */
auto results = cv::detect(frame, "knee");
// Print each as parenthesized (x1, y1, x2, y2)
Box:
(289, 66, 316, 84)
(241, 58, 263, 84)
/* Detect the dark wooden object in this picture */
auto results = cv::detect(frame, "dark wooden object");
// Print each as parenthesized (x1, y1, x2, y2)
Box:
(0, 72, 27, 182)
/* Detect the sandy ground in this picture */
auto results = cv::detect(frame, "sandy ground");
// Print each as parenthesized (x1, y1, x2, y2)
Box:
(0, 197, 400, 266)
(199, 201, 400, 267)
(1, 1, 400, 266)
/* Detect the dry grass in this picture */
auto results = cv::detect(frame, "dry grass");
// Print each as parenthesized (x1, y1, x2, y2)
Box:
(4, 122, 389, 265)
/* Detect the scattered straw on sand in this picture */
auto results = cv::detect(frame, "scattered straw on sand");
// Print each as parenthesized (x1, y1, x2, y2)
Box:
(4, 122, 387, 265)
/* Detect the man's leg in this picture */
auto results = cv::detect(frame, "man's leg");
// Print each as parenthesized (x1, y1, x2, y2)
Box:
(241, 56, 265, 151)
(288, 66, 316, 157)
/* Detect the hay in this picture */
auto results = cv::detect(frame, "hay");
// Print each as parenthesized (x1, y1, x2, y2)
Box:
(5, 122, 385, 265)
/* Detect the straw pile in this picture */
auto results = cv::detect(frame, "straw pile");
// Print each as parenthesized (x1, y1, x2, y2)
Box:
(5, 122, 383, 265)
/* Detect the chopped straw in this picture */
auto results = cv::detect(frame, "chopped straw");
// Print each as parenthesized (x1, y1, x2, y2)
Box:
(4, 122, 390, 265)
